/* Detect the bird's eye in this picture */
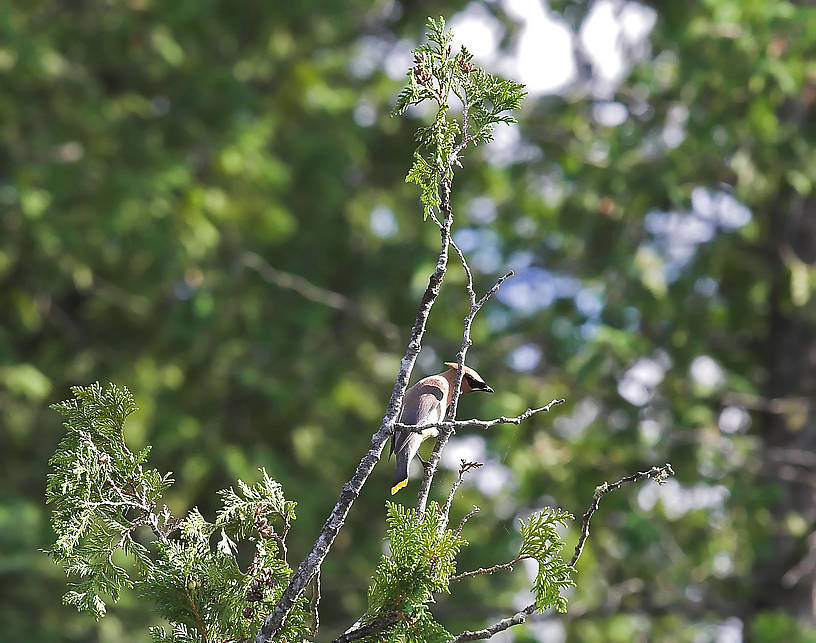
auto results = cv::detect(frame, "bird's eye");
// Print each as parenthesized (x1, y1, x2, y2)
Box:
(465, 375, 480, 388)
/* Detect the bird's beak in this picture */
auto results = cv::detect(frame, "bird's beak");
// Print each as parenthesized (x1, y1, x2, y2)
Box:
(481, 385, 494, 394)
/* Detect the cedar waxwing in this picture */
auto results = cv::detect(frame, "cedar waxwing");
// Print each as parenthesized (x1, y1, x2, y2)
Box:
(390, 362, 494, 495)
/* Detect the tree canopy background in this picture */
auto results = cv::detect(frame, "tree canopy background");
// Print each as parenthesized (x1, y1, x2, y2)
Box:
(3, 1, 815, 641)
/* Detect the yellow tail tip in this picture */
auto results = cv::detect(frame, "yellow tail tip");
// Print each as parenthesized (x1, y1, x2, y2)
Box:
(391, 479, 408, 495)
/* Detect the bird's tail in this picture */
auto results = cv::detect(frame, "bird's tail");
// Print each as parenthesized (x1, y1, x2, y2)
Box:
(391, 449, 410, 495)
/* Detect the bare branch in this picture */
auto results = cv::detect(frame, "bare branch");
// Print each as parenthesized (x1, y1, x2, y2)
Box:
(307, 569, 321, 640)
(430, 211, 474, 306)
(333, 612, 400, 643)
(454, 505, 480, 540)
(415, 269, 514, 521)
(454, 604, 537, 642)
(441, 460, 483, 531)
(569, 463, 674, 567)
(721, 390, 808, 415)
(241, 251, 399, 342)
(476, 271, 514, 309)
(396, 398, 567, 434)
(452, 462, 675, 642)
(255, 180, 455, 642)
(449, 556, 522, 583)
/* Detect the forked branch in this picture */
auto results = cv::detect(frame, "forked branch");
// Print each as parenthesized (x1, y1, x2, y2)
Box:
(415, 266, 515, 521)
(452, 463, 675, 641)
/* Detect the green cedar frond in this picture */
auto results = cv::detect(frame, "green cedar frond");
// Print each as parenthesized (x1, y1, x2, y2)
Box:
(360, 502, 464, 642)
(149, 623, 199, 643)
(216, 466, 295, 541)
(45, 382, 159, 619)
(46, 384, 311, 641)
(137, 487, 307, 642)
(518, 507, 576, 613)
(406, 152, 440, 220)
(392, 16, 525, 220)
(409, 606, 454, 643)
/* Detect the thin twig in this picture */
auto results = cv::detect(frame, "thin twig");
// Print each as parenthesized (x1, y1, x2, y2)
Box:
(185, 590, 209, 643)
(454, 604, 537, 642)
(429, 212, 474, 306)
(415, 270, 514, 521)
(569, 463, 674, 567)
(242, 251, 399, 342)
(452, 88, 474, 156)
(269, 533, 288, 565)
(451, 462, 675, 641)
(449, 556, 522, 583)
(255, 179, 455, 643)
(441, 460, 483, 531)
(397, 399, 567, 434)
(453, 505, 480, 540)
(333, 612, 400, 643)
(85, 431, 173, 544)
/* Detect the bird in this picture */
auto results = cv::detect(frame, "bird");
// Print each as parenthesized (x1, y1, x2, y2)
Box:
(390, 362, 493, 495)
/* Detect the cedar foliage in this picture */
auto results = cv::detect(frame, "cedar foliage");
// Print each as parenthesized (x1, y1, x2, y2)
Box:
(47, 382, 311, 642)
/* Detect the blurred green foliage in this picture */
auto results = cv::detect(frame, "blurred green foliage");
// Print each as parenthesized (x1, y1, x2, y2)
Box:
(3, 0, 816, 641)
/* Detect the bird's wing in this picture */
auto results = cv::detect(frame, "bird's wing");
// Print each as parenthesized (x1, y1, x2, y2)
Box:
(392, 378, 447, 456)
